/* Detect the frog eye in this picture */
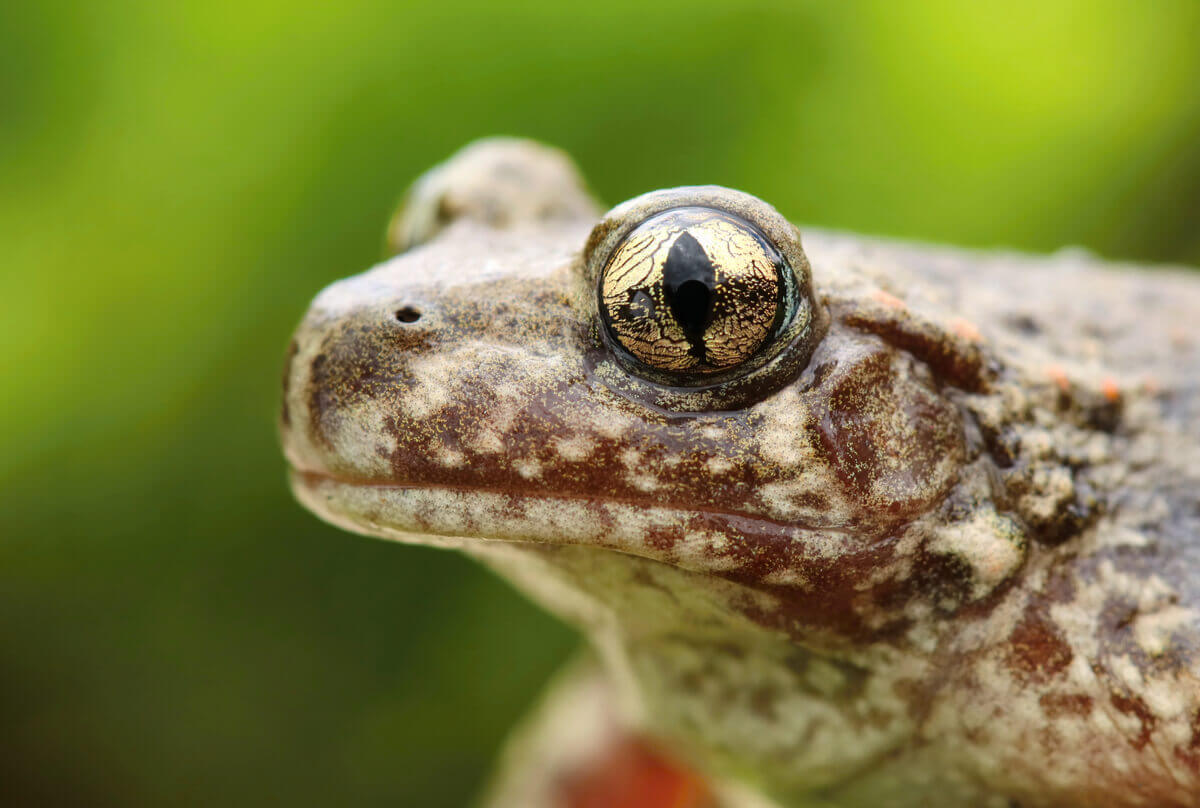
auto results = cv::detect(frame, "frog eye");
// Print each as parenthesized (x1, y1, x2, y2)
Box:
(598, 207, 796, 375)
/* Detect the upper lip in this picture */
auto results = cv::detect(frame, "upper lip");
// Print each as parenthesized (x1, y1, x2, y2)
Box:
(288, 464, 849, 536)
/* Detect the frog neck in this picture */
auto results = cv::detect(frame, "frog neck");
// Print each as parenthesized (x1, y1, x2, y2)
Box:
(461, 540, 927, 794)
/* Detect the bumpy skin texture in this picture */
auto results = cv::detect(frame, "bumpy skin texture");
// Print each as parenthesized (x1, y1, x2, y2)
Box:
(280, 139, 1200, 808)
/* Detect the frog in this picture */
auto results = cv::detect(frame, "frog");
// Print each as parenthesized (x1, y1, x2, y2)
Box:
(279, 138, 1200, 808)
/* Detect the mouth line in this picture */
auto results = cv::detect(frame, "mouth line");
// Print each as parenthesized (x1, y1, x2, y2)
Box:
(287, 464, 863, 588)
(289, 465, 834, 535)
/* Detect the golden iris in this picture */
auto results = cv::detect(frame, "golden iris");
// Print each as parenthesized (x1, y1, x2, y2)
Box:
(598, 207, 790, 375)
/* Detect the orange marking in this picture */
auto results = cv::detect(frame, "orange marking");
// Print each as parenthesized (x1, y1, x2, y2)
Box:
(557, 737, 714, 808)
(1101, 377, 1121, 403)
(949, 316, 982, 343)
(1142, 375, 1161, 394)
(871, 289, 907, 310)
(1045, 364, 1071, 392)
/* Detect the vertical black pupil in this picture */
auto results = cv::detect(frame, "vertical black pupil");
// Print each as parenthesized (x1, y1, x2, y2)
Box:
(662, 231, 716, 354)
(672, 280, 711, 336)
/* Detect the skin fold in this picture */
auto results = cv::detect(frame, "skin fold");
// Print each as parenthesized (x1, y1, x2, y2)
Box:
(280, 138, 1200, 808)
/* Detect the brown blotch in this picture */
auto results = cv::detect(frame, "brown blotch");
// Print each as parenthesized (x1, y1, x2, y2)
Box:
(306, 351, 333, 449)
(643, 527, 680, 555)
(1175, 747, 1200, 775)
(1005, 608, 1073, 683)
(1042, 566, 1078, 605)
(790, 490, 832, 512)
(1039, 692, 1093, 719)
(1110, 691, 1157, 750)
(1174, 709, 1200, 773)
(724, 537, 917, 645)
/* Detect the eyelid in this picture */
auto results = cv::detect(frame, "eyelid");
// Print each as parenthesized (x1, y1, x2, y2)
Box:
(582, 186, 811, 290)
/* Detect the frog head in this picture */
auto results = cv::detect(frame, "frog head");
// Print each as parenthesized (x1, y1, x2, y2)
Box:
(280, 139, 1200, 806)
(282, 137, 1014, 627)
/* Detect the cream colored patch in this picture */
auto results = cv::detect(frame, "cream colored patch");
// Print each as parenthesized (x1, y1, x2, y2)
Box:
(673, 530, 719, 568)
(754, 388, 809, 467)
(1132, 604, 1197, 657)
(321, 402, 393, 478)
(619, 447, 642, 470)
(513, 457, 542, 480)
(434, 444, 465, 468)
(706, 455, 734, 475)
(552, 434, 595, 462)
(466, 429, 505, 454)
(591, 407, 638, 440)
(755, 474, 849, 532)
(627, 472, 660, 493)
(392, 353, 455, 421)
(760, 566, 812, 588)
(928, 507, 1026, 601)
(1095, 524, 1152, 549)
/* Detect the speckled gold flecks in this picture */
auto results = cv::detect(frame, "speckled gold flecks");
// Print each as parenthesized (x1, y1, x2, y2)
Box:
(600, 207, 784, 373)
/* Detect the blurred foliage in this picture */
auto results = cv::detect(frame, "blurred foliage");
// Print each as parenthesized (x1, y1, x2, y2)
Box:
(2, 1, 1199, 805)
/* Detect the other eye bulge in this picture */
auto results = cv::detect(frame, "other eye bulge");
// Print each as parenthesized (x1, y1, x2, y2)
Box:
(599, 207, 788, 374)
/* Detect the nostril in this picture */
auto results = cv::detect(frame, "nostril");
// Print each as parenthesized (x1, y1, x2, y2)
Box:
(394, 306, 421, 323)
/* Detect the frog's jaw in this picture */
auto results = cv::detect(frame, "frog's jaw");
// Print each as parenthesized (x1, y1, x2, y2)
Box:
(290, 471, 931, 800)
(288, 465, 887, 644)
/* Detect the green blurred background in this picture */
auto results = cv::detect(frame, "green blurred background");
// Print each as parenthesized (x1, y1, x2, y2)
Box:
(3, 1, 1199, 805)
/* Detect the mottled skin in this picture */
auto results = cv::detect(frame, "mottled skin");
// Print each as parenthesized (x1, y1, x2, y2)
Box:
(280, 139, 1200, 807)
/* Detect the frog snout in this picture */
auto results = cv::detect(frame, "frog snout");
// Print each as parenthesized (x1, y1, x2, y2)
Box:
(279, 278, 450, 482)
(279, 326, 331, 476)
(280, 208, 588, 483)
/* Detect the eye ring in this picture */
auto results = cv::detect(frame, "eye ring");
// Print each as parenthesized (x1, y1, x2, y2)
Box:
(584, 186, 822, 394)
